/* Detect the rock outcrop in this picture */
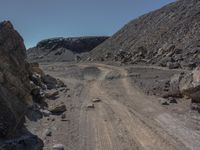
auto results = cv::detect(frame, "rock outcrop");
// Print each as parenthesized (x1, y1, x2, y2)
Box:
(180, 66, 200, 101)
(27, 36, 109, 62)
(0, 21, 33, 138)
(88, 0, 200, 69)
(0, 21, 44, 149)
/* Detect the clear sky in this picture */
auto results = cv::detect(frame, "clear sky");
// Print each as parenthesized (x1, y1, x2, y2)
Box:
(0, 0, 175, 48)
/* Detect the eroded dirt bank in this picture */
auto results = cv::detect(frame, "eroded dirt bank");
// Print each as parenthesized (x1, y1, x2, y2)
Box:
(27, 62, 200, 150)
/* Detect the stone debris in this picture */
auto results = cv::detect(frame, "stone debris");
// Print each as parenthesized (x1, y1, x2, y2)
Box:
(52, 144, 65, 150)
(49, 102, 67, 114)
(92, 98, 101, 103)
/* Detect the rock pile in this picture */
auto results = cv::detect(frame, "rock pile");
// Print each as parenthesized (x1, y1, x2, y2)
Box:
(29, 63, 66, 103)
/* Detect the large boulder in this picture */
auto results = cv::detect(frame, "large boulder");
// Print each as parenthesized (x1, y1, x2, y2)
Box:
(167, 72, 185, 98)
(180, 66, 200, 101)
(0, 21, 33, 138)
(0, 20, 43, 150)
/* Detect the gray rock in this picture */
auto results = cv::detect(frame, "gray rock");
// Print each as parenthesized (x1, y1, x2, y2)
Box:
(44, 129, 52, 136)
(41, 109, 52, 117)
(180, 66, 200, 101)
(159, 98, 169, 105)
(49, 102, 67, 114)
(42, 75, 58, 90)
(45, 91, 59, 99)
(52, 144, 65, 150)
(92, 98, 101, 103)
(168, 73, 185, 97)
(87, 103, 95, 109)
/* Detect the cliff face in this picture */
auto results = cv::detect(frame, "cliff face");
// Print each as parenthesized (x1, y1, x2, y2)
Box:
(89, 0, 200, 69)
(27, 36, 109, 62)
(0, 21, 33, 138)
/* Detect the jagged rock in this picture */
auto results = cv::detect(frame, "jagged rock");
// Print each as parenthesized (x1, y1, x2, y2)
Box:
(30, 73, 43, 87)
(180, 66, 200, 101)
(167, 73, 185, 97)
(30, 63, 45, 77)
(49, 102, 67, 114)
(0, 21, 34, 138)
(0, 20, 43, 149)
(40, 109, 52, 117)
(45, 91, 59, 99)
(42, 74, 58, 89)
(31, 86, 45, 102)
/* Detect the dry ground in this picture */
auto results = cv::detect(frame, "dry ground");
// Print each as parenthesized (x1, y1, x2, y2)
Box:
(26, 62, 200, 150)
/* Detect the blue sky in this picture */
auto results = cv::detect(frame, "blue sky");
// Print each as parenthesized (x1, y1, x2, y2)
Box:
(0, 0, 175, 48)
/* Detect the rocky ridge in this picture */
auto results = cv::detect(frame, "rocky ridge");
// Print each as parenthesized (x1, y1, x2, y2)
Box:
(27, 36, 109, 62)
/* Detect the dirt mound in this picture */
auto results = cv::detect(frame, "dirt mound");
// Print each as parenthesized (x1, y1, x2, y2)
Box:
(88, 0, 200, 69)
(27, 36, 109, 62)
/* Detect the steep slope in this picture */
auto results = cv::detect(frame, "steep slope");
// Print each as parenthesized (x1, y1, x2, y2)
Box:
(89, 0, 200, 69)
(27, 36, 109, 62)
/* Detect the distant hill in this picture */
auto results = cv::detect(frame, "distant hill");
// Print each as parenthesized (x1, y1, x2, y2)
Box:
(88, 0, 200, 69)
(27, 36, 109, 62)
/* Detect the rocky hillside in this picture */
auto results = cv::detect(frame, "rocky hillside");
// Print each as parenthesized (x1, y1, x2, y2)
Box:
(0, 21, 32, 137)
(0, 21, 73, 150)
(0, 21, 44, 149)
(89, 0, 200, 69)
(27, 36, 109, 62)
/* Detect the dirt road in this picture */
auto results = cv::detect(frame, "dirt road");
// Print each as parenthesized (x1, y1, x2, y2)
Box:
(29, 62, 200, 150)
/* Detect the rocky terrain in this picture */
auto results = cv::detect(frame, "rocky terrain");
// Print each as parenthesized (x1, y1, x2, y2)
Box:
(27, 36, 109, 62)
(0, 21, 68, 150)
(1, 0, 200, 149)
(32, 62, 200, 150)
(0, 21, 42, 149)
(87, 0, 200, 70)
